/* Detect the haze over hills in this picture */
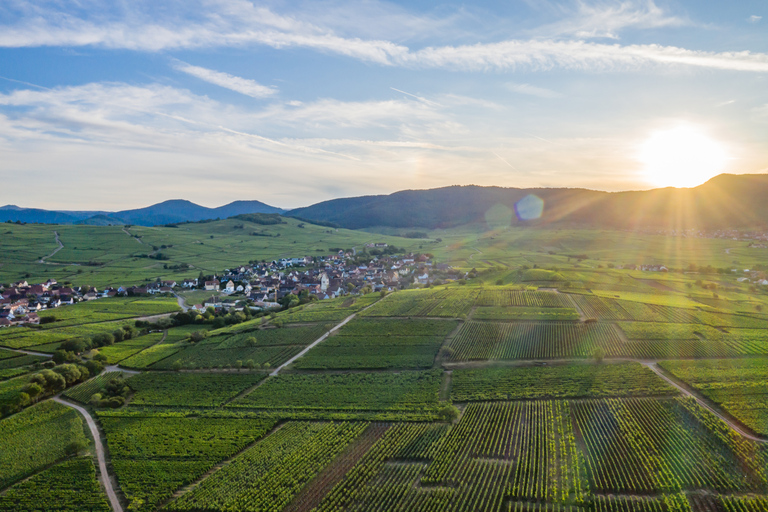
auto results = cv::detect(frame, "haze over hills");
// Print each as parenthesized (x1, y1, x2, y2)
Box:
(1, 174, 767, 230)
(0, 199, 284, 226)
(287, 174, 768, 231)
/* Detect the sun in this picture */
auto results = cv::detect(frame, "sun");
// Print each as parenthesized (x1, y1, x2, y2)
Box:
(638, 124, 729, 188)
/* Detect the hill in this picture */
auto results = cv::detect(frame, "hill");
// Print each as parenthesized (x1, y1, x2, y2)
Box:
(0, 200, 284, 226)
(286, 174, 768, 231)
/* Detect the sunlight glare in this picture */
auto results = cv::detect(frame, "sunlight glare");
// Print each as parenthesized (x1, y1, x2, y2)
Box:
(638, 124, 729, 188)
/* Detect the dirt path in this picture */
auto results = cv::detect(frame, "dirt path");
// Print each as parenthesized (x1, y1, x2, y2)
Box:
(284, 423, 390, 512)
(270, 312, 358, 376)
(38, 231, 64, 263)
(52, 397, 124, 512)
(3, 347, 53, 358)
(439, 370, 452, 401)
(122, 227, 143, 244)
(270, 300, 381, 376)
(642, 362, 768, 443)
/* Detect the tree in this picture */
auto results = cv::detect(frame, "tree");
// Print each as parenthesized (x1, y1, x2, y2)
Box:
(438, 404, 460, 423)
(22, 382, 43, 403)
(593, 347, 606, 363)
(246, 336, 258, 347)
(65, 440, 88, 456)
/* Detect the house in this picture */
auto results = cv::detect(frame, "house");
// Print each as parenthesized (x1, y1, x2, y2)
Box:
(182, 279, 198, 288)
(223, 280, 236, 294)
(204, 279, 220, 291)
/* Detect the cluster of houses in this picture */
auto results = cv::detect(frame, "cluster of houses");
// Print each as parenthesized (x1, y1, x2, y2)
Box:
(184, 252, 452, 312)
(734, 269, 768, 286)
(0, 251, 456, 325)
(0, 279, 81, 327)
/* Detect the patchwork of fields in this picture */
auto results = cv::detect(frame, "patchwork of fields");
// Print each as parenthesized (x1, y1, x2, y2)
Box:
(3, 227, 768, 511)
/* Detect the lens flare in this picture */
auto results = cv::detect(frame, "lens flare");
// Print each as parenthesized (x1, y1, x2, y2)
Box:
(515, 194, 544, 220)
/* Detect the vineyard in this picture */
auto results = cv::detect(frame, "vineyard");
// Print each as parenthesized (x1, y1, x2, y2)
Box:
(166, 422, 368, 511)
(0, 457, 110, 511)
(450, 363, 675, 401)
(229, 370, 443, 416)
(473, 306, 580, 321)
(294, 319, 457, 369)
(99, 414, 276, 511)
(0, 400, 88, 490)
(63, 370, 134, 403)
(127, 372, 267, 407)
(660, 358, 768, 436)
(5, 268, 768, 510)
(446, 322, 624, 360)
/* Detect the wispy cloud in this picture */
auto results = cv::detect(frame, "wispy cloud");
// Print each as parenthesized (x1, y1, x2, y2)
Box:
(749, 15, 762, 23)
(172, 60, 277, 98)
(507, 82, 562, 98)
(0, 1, 766, 75)
(531, 0, 689, 39)
(390, 87, 442, 107)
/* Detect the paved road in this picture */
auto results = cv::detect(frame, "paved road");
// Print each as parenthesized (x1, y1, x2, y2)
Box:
(642, 362, 768, 443)
(53, 397, 123, 512)
(173, 292, 190, 312)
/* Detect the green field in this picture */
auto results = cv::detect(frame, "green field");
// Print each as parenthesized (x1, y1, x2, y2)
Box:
(5, 223, 768, 511)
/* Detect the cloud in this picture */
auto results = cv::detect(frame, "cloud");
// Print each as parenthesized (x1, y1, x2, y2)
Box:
(0, 1, 766, 74)
(507, 82, 562, 98)
(749, 15, 762, 23)
(172, 60, 277, 98)
(532, 0, 689, 39)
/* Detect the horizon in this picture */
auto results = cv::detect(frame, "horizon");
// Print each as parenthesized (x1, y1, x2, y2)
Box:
(0, 171, 765, 213)
(1, 1, 767, 209)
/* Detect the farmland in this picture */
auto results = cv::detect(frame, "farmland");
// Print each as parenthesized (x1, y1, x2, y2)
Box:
(3, 224, 768, 511)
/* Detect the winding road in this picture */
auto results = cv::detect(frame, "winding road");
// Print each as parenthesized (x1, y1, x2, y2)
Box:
(38, 231, 64, 263)
(53, 396, 124, 512)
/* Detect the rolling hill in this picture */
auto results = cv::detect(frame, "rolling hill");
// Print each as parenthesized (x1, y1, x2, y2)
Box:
(286, 174, 768, 231)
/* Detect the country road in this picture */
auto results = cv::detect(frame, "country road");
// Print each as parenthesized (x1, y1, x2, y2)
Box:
(5, 347, 53, 358)
(269, 299, 381, 376)
(53, 396, 124, 512)
(38, 231, 64, 263)
(642, 362, 768, 443)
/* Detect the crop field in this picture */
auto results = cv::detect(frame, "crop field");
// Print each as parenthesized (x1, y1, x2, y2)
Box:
(446, 321, 624, 360)
(476, 290, 572, 307)
(36, 296, 179, 327)
(450, 363, 675, 401)
(127, 372, 267, 407)
(660, 358, 768, 436)
(6, 225, 768, 511)
(98, 414, 276, 511)
(0, 457, 110, 511)
(229, 370, 443, 417)
(0, 400, 88, 490)
(166, 421, 368, 512)
(473, 306, 580, 321)
(63, 370, 133, 403)
(362, 288, 479, 318)
(294, 319, 457, 369)
(96, 332, 164, 363)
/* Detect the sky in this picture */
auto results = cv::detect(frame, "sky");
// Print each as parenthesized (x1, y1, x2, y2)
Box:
(0, 0, 766, 210)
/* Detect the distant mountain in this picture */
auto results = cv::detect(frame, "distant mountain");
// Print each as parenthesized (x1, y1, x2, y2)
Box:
(0, 200, 284, 226)
(285, 174, 768, 231)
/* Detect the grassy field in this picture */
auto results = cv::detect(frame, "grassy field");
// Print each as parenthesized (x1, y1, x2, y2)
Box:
(4, 222, 768, 511)
(0, 218, 422, 287)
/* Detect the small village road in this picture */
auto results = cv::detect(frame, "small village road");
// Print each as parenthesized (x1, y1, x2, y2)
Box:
(53, 396, 124, 512)
(642, 362, 768, 443)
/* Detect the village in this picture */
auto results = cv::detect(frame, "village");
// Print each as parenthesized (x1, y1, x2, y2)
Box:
(0, 246, 460, 327)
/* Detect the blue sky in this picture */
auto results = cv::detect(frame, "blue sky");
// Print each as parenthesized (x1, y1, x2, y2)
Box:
(0, 0, 766, 209)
